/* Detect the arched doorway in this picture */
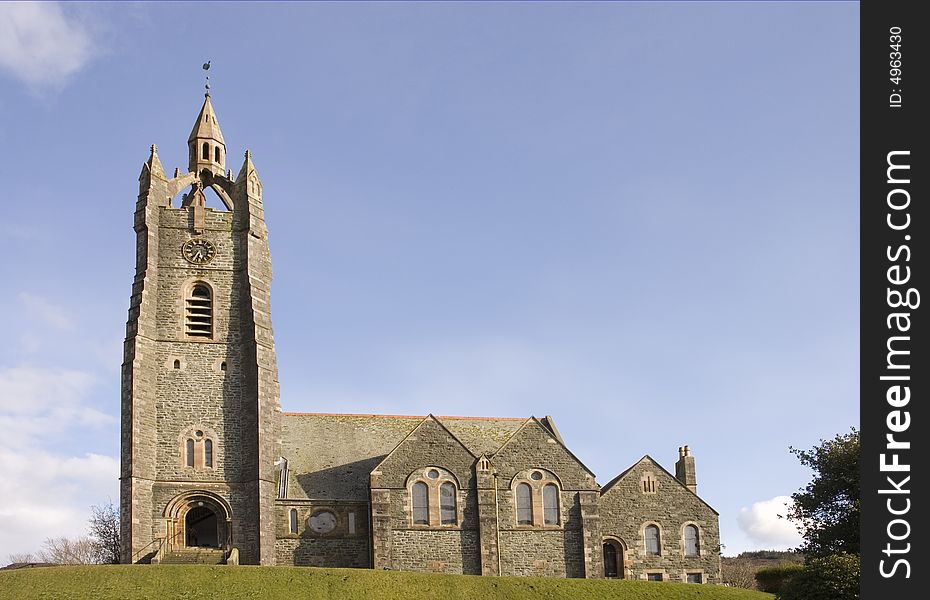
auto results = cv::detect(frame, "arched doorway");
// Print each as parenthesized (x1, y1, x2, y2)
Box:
(164, 491, 232, 551)
(603, 542, 619, 577)
(603, 537, 627, 579)
(186, 505, 219, 547)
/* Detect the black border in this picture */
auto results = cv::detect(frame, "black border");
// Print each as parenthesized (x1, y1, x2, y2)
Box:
(861, 2, 927, 597)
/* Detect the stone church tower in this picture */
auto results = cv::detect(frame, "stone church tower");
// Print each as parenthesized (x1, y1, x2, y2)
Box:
(120, 93, 281, 565)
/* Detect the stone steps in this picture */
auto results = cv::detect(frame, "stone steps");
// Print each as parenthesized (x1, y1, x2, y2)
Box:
(160, 548, 227, 565)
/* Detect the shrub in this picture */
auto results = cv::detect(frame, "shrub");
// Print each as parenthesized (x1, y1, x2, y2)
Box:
(777, 554, 860, 600)
(754, 563, 804, 593)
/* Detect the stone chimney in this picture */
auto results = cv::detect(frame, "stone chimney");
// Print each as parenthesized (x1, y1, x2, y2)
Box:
(675, 445, 697, 494)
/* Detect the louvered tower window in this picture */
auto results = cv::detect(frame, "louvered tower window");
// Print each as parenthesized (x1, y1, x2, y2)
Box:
(186, 284, 213, 338)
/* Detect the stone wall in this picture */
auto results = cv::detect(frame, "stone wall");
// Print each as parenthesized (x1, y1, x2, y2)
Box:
(491, 420, 601, 579)
(599, 457, 721, 583)
(370, 417, 482, 574)
(274, 500, 370, 568)
(120, 155, 165, 563)
(391, 529, 481, 574)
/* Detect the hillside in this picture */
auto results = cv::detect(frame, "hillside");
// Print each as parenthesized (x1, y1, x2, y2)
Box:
(0, 565, 774, 600)
(722, 551, 804, 589)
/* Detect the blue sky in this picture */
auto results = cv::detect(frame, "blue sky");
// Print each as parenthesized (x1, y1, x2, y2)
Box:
(0, 2, 858, 559)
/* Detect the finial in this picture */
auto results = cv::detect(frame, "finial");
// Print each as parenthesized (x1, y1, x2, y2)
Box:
(202, 60, 211, 96)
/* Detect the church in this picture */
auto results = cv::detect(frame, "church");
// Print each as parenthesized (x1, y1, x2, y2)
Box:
(119, 92, 722, 583)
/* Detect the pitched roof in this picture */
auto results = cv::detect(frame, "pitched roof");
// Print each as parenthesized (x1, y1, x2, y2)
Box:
(280, 412, 526, 500)
(600, 455, 719, 515)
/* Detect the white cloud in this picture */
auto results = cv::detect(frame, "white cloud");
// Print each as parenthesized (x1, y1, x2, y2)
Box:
(0, 448, 118, 559)
(0, 366, 118, 560)
(0, 366, 112, 447)
(736, 495, 803, 549)
(18, 293, 74, 331)
(0, 2, 96, 89)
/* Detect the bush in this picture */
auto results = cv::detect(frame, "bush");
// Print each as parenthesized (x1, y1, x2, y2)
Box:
(777, 554, 860, 600)
(754, 563, 804, 593)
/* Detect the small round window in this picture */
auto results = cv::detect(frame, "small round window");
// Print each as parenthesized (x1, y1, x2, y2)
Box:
(195, 430, 204, 438)
(530, 471, 543, 481)
(427, 469, 440, 479)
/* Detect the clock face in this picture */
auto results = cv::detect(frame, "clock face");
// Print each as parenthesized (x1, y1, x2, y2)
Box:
(182, 238, 217, 264)
(308, 510, 337, 534)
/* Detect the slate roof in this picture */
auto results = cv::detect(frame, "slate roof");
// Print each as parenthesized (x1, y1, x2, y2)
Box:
(280, 413, 529, 501)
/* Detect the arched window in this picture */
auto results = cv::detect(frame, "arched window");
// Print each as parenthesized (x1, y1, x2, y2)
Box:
(173, 359, 181, 369)
(684, 525, 700, 556)
(289, 508, 298, 534)
(186, 284, 213, 338)
(645, 524, 661, 556)
(185, 439, 194, 467)
(202, 142, 209, 160)
(204, 439, 213, 468)
(543, 484, 560, 525)
(440, 482, 456, 525)
(214, 146, 221, 163)
(516, 483, 533, 525)
(412, 482, 429, 525)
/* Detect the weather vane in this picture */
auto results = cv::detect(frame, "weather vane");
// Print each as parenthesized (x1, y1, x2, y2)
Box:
(202, 60, 211, 95)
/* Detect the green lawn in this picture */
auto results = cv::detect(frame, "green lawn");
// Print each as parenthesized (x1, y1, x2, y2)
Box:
(0, 565, 773, 600)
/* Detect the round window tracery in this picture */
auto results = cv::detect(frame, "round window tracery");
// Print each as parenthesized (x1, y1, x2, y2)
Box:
(427, 469, 440, 479)
(308, 510, 337, 533)
(531, 471, 543, 481)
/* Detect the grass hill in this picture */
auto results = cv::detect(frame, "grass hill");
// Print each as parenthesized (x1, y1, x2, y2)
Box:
(0, 564, 774, 600)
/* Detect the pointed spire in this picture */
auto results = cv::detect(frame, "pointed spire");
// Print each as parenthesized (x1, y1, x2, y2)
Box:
(188, 94, 225, 146)
(188, 94, 227, 176)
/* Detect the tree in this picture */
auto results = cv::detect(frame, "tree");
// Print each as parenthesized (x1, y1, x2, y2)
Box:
(3, 501, 121, 567)
(6, 552, 37, 565)
(777, 553, 859, 600)
(88, 501, 121, 564)
(787, 428, 859, 557)
(37, 536, 98, 564)
(721, 557, 759, 589)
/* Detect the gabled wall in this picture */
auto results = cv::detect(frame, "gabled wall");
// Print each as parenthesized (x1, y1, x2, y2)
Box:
(490, 419, 602, 579)
(599, 457, 721, 583)
(370, 417, 480, 574)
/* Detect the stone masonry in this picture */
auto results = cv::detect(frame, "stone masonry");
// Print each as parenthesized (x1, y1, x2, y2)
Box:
(120, 94, 721, 583)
